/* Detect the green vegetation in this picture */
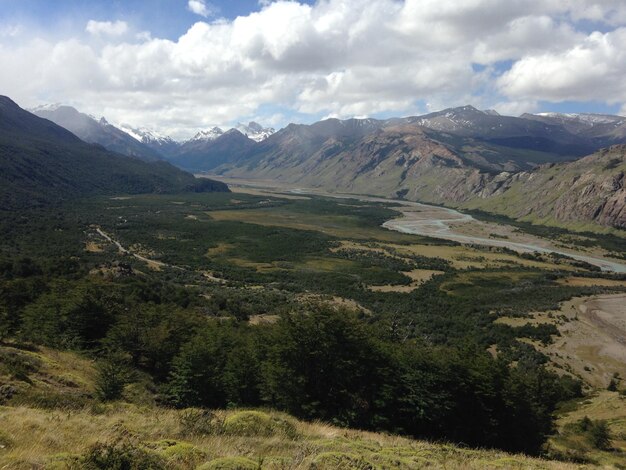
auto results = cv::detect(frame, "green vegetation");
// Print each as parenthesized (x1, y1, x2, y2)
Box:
(463, 208, 626, 258)
(1, 189, 624, 466)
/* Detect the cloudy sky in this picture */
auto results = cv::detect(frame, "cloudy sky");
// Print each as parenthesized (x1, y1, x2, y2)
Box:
(1, 0, 626, 139)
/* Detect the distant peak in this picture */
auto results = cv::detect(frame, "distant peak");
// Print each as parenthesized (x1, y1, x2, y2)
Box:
(459, 105, 486, 114)
(190, 127, 224, 142)
(30, 102, 64, 113)
(234, 121, 275, 142)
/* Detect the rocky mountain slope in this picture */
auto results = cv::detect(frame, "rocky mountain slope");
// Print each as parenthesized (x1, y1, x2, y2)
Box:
(185, 106, 624, 175)
(32, 105, 163, 161)
(523, 112, 626, 146)
(0, 96, 228, 209)
(463, 145, 626, 230)
(170, 129, 257, 171)
(203, 110, 626, 231)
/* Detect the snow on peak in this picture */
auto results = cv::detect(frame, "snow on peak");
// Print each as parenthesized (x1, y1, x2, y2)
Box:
(119, 124, 175, 144)
(30, 103, 64, 113)
(190, 126, 224, 142)
(235, 122, 275, 142)
(535, 112, 624, 125)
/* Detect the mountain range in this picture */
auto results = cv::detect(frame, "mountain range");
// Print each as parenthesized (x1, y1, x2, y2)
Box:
(1, 97, 228, 210)
(196, 106, 626, 231)
(32, 104, 163, 162)
(32, 104, 276, 163)
(17, 99, 626, 231)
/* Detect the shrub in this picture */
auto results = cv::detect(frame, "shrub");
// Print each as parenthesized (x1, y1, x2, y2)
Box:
(222, 411, 297, 438)
(81, 440, 165, 469)
(178, 408, 223, 436)
(588, 420, 612, 450)
(95, 356, 131, 401)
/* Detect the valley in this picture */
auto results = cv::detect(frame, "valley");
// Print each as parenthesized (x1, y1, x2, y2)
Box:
(2, 184, 626, 467)
(209, 176, 626, 273)
(1, 96, 626, 468)
(3, 0, 626, 466)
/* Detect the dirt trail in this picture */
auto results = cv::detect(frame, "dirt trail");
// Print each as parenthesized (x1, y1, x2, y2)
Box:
(95, 227, 182, 271)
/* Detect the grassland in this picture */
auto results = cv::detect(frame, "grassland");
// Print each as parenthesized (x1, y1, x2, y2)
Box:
(549, 391, 626, 467)
(0, 343, 591, 470)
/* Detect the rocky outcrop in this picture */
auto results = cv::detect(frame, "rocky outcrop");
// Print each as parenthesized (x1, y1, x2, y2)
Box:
(464, 146, 626, 230)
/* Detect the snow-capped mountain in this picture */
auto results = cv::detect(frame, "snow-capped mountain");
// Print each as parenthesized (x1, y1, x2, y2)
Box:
(119, 124, 175, 145)
(234, 121, 275, 142)
(522, 112, 626, 143)
(533, 112, 624, 126)
(118, 124, 181, 155)
(187, 122, 275, 143)
(189, 127, 225, 142)
(31, 104, 163, 161)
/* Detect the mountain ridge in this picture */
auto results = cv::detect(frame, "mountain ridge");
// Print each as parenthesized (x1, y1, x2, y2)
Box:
(31, 105, 164, 162)
(1, 96, 229, 209)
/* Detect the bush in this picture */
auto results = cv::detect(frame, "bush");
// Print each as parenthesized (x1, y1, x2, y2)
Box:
(95, 356, 131, 401)
(574, 417, 612, 450)
(178, 408, 223, 436)
(588, 420, 612, 450)
(222, 411, 297, 438)
(81, 440, 165, 469)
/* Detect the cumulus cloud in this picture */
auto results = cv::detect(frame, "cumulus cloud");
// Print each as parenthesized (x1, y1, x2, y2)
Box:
(187, 0, 216, 18)
(498, 28, 626, 103)
(85, 20, 129, 36)
(2, 0, 626, 138)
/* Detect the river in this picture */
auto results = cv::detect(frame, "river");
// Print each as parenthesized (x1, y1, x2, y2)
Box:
(289, 189, 626, 273)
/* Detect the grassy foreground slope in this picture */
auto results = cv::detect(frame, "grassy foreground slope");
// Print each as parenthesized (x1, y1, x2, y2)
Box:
(0, 342, 586, 470)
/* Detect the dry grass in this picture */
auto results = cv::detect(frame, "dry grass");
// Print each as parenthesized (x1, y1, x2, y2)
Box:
(0, 405, 592, 470)
(503, 294, 626, 389)
(557, 277, 626, 288)
(84, 242, 104, 253)
(207, 209, 414, 242)
(549, 391, 626, 467)
(369, 269, 444, 293)
(206, 243, 236, 257)
(0, 342, 595, 469)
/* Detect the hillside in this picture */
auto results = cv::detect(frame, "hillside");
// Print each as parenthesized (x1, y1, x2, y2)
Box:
(191, 113, 625, 232)
(0, 342, 590, 469)
(171, 129, 257, 171)
(32, 105, 163, 161)
(0, 96, 229, 210)
(463, 145, 626, 231)
(172, 107, 595, 174)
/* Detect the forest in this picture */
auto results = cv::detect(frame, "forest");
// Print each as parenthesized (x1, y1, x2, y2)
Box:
(1, 191, 624, 461)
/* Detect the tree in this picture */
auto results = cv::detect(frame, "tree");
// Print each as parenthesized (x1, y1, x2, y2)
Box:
(95, 355, 131, 401)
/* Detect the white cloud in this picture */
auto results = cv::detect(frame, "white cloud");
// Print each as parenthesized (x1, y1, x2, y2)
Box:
(498, 28, 626, 103)
(86, 20, 129, 36)
(187, 0, 216, 18)
(2, 0, 626, 138)
(0, 23, 22, 38)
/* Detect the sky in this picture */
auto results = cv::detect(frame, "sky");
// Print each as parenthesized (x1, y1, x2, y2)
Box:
(1, 0, 626, 139)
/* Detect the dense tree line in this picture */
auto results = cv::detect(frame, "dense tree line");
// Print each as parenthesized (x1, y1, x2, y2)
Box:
(0, 258, 581, 455)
